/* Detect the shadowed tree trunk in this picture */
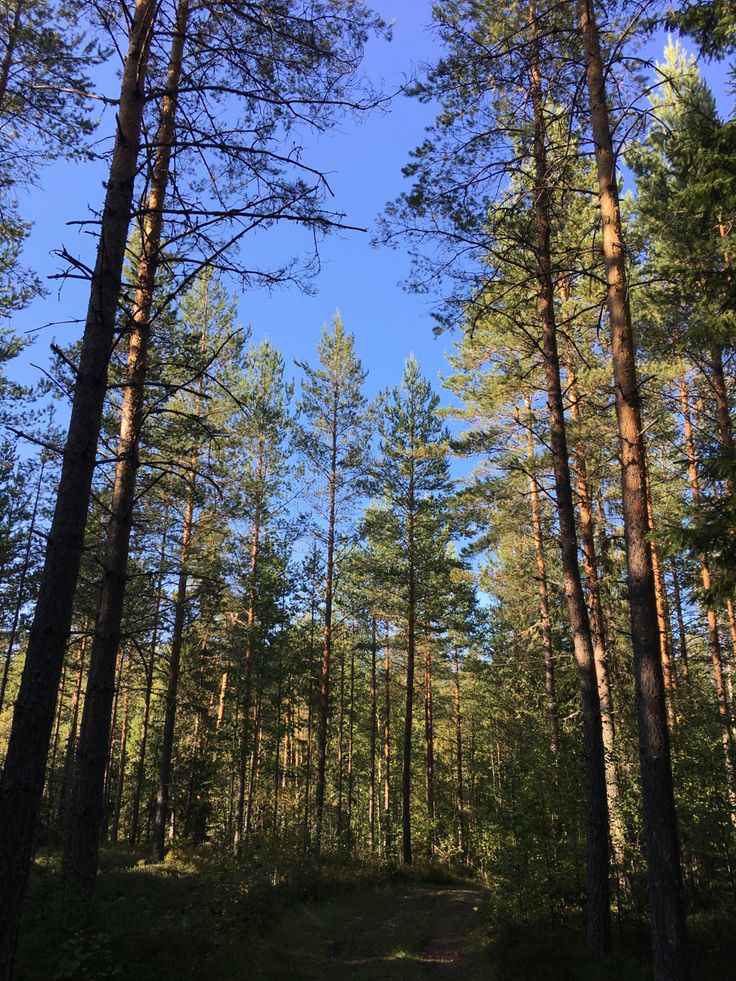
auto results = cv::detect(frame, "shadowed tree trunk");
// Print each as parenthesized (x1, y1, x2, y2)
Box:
(0, 4, 157, 967)
(62, 0, 189, 895)
(578, 1, 689, 972)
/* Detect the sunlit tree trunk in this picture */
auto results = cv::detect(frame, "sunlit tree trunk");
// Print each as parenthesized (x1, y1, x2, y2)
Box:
(578, 1, 689, 972)
(369, 621, 377, 852)
(453, 644, 466, 857)
(680, 370, 736, 821)
(383, 623, 391, 857)
(523, 400, 559, 754)
(529, 7, 610, 947)
(566, 351, 626, 881)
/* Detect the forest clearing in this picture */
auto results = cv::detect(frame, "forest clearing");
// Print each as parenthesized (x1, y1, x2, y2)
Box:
(0, 0, 735, 979)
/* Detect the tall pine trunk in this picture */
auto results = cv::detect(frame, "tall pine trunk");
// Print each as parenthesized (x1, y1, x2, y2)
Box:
(63, 0, 189, 890)
(566, 352, 626, 883)
(528, 9, 610, 948)
(577, 1, 688, 972)
(0, 4, 157, 970)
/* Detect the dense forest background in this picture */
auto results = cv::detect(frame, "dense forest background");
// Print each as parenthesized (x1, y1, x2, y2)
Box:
(0, 1, 735, 979)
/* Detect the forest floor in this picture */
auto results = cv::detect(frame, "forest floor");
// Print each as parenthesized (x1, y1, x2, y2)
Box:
(257, 882, 489, 979)
(14, 849, 735, 980)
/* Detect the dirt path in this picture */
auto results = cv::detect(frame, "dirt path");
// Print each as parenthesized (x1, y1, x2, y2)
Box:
(324, 885, 487, 979)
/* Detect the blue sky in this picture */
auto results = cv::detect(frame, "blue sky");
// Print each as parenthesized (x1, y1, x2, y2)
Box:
(7, 2, 733, 422)
(12, 2, 448, 407)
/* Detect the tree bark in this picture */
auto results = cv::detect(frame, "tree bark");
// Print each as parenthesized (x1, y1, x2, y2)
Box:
(234, 472, 262, 851)
(383, 623, 391, 858)
(369, 620, 377, 852)
(566, 352, 626, 881)
(402, 475, 416, 866)
(680, 369, 736, 821)
(529, 8, 610, 949)
(314, 388, 338, 853)
(0, 3, 157, 968)
(151, 460, 196, 862)
(130, 519, 167, 843)
(62, 0, 189, 893)
(111, 690, 130, 843)
(423, 629, 435, 858)
(453, 644, 466, 857)
(523, 400, 559, 753)
(578, 1, 689, 973)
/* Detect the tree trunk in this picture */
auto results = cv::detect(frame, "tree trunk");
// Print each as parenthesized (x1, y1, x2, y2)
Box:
(669, 559, 690, 686)
(111, 690, 130, 843)
(453, 644, 466, 857)
(314, 389, 338, 853)
(383, 623, 391, 857)
(578, 1, 689, 973)
(680, 369, 736, 821)
(369, 621, 377, 852)
(402, 476, 416, 866)
(529, 9, 610, 948)
(347, 642, 355, 844)
(62, 0, 188, 893)
(0, 2, 157, 966)
(644, 466, 678, 720)
(234, 479, 262, 851)
(130, 520, 167, 843)
(566, 351, 626, 882)
(336, 638, 345, 839)
(523, 400, 559, 753)
(423, 629, 435, 858)
(57, 630, 89, 825)
(151, 461, 196, 862)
